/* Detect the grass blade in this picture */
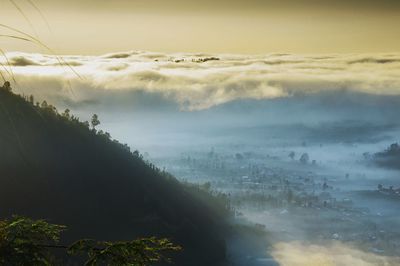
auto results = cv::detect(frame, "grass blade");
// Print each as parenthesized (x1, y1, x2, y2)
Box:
(0, 23, 83, 80)
(24, 0, 53, 34)
(8, 0, 39, 38)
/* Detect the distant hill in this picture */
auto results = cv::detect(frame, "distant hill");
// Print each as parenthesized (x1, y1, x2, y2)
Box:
(0, 87, 229, 265)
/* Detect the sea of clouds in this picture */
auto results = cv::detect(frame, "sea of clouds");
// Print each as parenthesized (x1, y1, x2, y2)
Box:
(1, 51, 400, 111)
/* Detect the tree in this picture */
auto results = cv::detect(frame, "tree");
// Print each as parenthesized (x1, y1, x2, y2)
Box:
(68, 238, 181, 266)
(300, 153, 309, 164)
(62, 109, 70, 119)
(0, 216, 180, 266)
(29, 95, 34, 104)
(41, 100, 48, 109)
(2, 81, 11, 92)
(0, 216, 65, 265)
(91, 114, 100, 130)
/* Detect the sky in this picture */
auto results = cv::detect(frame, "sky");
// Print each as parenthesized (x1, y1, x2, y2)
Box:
(0, 0, 399, 54)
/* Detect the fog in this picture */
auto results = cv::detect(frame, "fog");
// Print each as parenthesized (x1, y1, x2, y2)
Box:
(7, 51, 400, 265)
(67, 91, 400, 265)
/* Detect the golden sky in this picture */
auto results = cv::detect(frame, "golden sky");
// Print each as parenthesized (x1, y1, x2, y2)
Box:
(0, 0, 399, 54)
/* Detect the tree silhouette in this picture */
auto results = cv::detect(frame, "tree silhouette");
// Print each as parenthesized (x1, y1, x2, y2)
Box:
(91, 114, 100, 130)
(29, 95, 34, 104)
(41, 100, 48, 109)
(2, 81, 11, 92)
(300, 153, 309, 164)
(62, 109, 70, 119)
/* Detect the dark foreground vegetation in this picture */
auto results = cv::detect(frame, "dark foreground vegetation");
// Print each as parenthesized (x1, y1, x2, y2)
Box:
(0, 216, 180, 265)
(0, 85, 231, 265)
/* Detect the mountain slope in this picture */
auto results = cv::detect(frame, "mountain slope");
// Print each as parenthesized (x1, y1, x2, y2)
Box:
(0, 88, 228, 265)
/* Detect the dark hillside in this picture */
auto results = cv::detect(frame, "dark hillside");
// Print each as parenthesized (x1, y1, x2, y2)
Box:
(0, 88, 229, 265)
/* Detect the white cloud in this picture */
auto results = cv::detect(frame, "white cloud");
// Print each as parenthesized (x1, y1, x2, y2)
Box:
(1, 51, 400, 110)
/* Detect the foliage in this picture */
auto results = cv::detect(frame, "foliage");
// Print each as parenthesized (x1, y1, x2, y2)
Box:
(299, 153, 309, 164)
(0, 216, 65, 265)
(68, 238, 181, 266)
(91, 114, 100, 130)
(0, 216, 180, 266)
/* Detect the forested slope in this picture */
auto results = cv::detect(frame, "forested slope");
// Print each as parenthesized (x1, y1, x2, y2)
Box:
(0, 88, 229, 265)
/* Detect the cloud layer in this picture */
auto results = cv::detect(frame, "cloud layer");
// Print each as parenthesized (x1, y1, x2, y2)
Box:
(2, 51, 400, 110)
